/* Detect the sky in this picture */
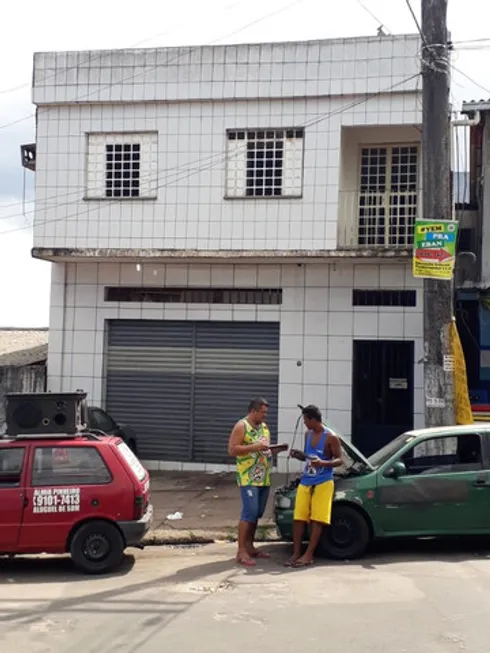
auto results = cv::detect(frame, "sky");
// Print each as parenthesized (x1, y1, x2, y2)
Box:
(0, 0, 489, 327)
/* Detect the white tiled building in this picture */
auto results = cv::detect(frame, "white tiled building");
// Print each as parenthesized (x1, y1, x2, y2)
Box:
(29, 34, 424, 470)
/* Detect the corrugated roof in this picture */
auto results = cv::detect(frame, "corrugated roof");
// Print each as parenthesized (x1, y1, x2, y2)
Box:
(462, 99, 490, 113)
(0, 329, 48, 367)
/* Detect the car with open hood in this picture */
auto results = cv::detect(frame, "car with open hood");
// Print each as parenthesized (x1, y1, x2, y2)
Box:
(274, 424, 490, 559)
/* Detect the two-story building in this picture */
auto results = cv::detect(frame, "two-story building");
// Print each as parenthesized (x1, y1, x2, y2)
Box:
(455, 101, 490, 408)
(26, 34, 424, 470)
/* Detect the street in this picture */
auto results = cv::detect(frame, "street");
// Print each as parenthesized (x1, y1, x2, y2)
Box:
(0, 542, 489, 652)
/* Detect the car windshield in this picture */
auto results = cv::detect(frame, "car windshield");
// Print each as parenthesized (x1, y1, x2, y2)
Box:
(368, 433, 417, 468)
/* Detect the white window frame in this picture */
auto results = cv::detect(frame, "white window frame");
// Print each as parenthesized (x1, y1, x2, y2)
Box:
(85, 131, 158, 201)
(225, 128, 304, 199)
(357, 143, 421, 248)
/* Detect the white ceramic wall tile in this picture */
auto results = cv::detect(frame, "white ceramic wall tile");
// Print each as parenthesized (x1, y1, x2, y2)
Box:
(45, 260, 424, 468)
(303, 335, 329, 362)
(33, 36, 421, 253)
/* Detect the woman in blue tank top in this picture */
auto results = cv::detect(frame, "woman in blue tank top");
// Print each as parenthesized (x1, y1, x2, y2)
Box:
(286, 405, 342, 567)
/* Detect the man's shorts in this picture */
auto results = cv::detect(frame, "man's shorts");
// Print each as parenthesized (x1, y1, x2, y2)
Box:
(293, 480, 334, 525)
(239, 486, 270, 522)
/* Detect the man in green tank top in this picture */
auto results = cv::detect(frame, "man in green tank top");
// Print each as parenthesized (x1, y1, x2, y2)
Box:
(228, 397, 283, 566)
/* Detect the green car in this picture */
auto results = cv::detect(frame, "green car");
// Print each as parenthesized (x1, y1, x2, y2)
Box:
(274, 424, 490, 559)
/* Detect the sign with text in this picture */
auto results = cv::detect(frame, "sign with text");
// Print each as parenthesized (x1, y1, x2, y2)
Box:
(412, 219, 458, 280)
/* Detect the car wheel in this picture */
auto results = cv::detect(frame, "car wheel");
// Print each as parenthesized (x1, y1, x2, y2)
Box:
(318, 505, 371, 560)
(70, 520, 125, 574)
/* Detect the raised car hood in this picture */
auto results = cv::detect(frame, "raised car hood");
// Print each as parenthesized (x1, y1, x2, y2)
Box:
(337, 433, 374, 471)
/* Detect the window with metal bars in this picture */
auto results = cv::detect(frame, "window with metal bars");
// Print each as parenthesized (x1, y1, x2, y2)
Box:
(352, 289, 417, 307)
(358, 145, 419, 248)
(226, 129, 304, 198)
(105, 143, 140, 198)
(105, 287, 283, 304)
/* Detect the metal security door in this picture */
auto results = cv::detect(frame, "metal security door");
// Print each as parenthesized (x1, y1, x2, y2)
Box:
(192, 321, 280, 464)
(105, 320, 280, 464)
(351, 340, 414, 457)
(105, 320, 194, 461)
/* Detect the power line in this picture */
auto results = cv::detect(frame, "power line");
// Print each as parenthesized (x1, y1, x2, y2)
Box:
(1, 73, 420, 237)
(452, 64, 490, 97)
(0, 66, 419, 220)
(404, 0, 424, 43)
(0, 0, 247, 98)
(355, 0, 391, 33)
(0, 0, 309, 132)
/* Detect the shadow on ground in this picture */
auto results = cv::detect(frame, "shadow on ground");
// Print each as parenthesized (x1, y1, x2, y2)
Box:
(2, 535, 489, 586)
(0, 536, 488, 641)
(0, 553, 136, 583)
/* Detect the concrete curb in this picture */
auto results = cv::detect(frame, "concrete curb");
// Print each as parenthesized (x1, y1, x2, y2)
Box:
(143, 526, 282, 546)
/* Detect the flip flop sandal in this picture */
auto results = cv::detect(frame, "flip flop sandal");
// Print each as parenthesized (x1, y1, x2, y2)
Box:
(236, 555, 257, 567)
(292, 559, 314, 568)
(284, 558, 299, 567)
(251, 551, 271, 559)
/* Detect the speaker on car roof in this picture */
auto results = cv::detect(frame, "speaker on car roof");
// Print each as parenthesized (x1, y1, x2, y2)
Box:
(5, 392, 88, 436)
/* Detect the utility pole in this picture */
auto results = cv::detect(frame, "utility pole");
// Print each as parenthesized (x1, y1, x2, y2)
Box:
(421, 0, 455, 426)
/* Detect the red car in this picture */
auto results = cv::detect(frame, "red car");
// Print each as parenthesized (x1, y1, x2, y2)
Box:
(0, 432, 152, 573)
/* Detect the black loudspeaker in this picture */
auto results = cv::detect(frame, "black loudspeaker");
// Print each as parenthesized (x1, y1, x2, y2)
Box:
(5, 392, 88, 436)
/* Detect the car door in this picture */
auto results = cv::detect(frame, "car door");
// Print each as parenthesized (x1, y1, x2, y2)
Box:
(0, 445, 28, 551)
(18, 443, 123, 551)
(375, 433, 486, 535)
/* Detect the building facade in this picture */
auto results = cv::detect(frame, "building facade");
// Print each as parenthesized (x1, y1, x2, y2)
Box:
(28, 34, 424, 470)
(456, 102, 490, 405)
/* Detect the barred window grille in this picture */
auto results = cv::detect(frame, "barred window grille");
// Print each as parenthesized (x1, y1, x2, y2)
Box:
(226, 129, 304, 198)
(105, 287, 283, 305)
(358, 145, 419, 247)
(105, 143, 140, 198)
(85, 132, 158, 200)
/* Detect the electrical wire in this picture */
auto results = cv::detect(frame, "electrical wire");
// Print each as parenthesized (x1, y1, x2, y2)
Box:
(355, 0, 391, 33)
(452, 65, 490, 97)
(0, 0, 247, 97)
(0, 72, 420, 236)
(404, 0, 425, 45)
(0, 0, 309, 132)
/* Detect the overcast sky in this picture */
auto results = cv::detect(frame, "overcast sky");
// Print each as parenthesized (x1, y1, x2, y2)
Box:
(0, 0, 488, 327)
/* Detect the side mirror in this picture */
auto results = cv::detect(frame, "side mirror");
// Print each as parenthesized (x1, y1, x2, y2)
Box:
(385, 461, 407, 479)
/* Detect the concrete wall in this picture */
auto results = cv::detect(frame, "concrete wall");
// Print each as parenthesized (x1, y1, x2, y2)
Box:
(32, 36, 421, 252)
(47, 260, 424, 470)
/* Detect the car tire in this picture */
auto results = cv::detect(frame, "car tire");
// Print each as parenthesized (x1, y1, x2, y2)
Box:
(318, 505, 371, 560)
(70, 520, 125, 574)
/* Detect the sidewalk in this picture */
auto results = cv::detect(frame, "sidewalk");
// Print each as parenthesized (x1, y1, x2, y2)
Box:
(144, 471, 290, 544)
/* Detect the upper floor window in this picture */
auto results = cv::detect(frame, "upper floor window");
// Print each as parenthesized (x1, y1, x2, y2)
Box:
(226, 129, 304, 199)
(85, 132, 158, 200)
(358, 145, 419, 247)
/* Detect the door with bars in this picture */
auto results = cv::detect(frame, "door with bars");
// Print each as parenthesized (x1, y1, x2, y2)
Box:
(358, 145, 419, 247)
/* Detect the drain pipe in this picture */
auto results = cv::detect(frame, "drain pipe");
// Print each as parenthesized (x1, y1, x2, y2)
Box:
(452, 110, 481, 127)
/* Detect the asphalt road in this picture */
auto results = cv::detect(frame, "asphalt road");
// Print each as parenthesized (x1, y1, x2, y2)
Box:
(1, 540, 489, 652)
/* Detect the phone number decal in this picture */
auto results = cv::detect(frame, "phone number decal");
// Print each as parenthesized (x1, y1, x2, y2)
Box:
(33, 488, 81, 514)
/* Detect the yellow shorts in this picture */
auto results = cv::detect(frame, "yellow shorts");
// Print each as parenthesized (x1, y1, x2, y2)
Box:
(293, 481, 334, 525)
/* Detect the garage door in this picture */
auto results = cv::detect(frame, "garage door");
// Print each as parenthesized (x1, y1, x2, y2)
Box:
(105, 320, 280, 464)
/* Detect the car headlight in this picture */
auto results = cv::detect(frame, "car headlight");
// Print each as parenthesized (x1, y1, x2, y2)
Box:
(275, 495, 292, 509)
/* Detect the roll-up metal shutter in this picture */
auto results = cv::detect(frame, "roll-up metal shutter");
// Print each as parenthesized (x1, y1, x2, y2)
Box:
(105, 320, 280, 464)
(192, 322, 279, 464)
(105, 320, 194, 461)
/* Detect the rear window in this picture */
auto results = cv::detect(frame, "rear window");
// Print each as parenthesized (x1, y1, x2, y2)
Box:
(116, 442, 146, 482)
(32, 447, 112, 486)
(0, 448, 25, 487)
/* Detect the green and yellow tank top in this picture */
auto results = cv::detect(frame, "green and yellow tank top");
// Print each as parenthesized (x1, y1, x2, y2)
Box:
(236, 419, 271, 487)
